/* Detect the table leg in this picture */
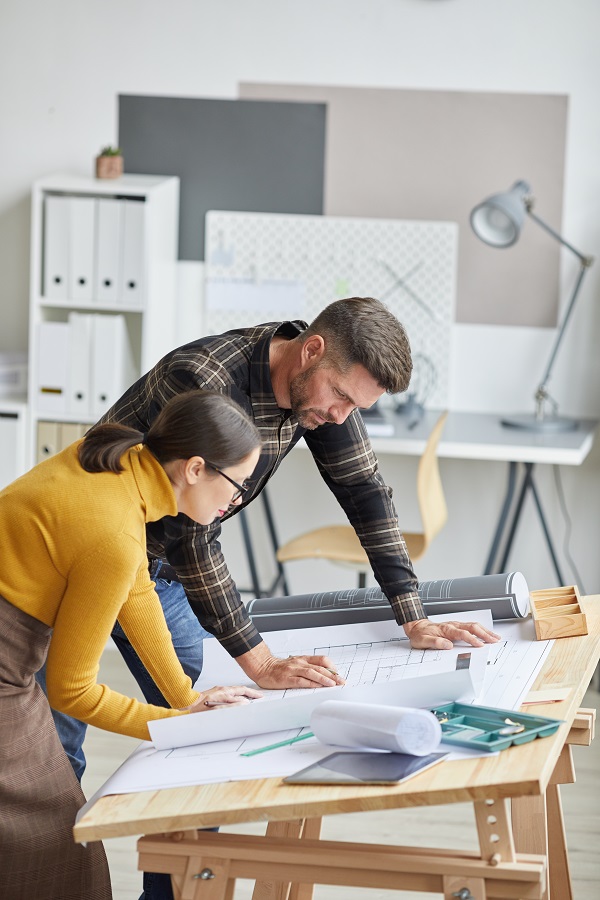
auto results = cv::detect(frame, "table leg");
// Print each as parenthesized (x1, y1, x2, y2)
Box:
(252, 818, 322, 900)
(138, 829, 546, 898)
(546, 783, 573, 900)
(442, 874, 486, 899)
(511, 744, 576, 900)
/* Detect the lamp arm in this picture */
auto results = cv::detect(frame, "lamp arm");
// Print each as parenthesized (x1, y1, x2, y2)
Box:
(526, 206, 593, 266)
(536, 261, 590, 400)
(523, 205, 594, 414)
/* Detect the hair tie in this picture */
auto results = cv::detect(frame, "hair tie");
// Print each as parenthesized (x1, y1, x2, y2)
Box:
(140, 432, 148, 445)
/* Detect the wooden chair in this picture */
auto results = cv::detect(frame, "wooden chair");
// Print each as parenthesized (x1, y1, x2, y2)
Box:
(276, 411, 449, 587)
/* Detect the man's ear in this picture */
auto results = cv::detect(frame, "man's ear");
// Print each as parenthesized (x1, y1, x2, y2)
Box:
(301, 334, 325, 366)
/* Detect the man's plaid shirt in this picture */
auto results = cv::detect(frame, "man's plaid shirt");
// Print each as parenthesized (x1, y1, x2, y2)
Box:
(101, 320, 424, 657)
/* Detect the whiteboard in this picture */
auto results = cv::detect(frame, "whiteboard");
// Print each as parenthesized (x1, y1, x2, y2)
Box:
(205, 211, 457, 408)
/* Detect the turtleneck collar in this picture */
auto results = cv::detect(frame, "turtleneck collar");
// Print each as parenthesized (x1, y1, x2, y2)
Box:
(128, 446, 178, 524)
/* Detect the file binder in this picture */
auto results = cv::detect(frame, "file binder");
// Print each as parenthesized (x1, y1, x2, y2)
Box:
(69, 197, 95, 304)
(67, 312, 94, 415)
(59, 422, 87, 450)
(43, 196, 69, 301)
(121, 199, 145, 308)
(36, 421, 61, 463)
(91, 314, 136, 418)
(36, 322, 70, 414)
(95, 198, 122, 306)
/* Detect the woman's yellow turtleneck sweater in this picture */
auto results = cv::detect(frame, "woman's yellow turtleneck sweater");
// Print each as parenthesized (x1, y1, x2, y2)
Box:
(0, 441, 199, 740)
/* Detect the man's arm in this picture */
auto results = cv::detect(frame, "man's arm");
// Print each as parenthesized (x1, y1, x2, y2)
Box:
(304, 411, 500, 648)
(160, 513, 346, 688)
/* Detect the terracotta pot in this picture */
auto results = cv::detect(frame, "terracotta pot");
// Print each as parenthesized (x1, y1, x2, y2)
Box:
(95, 155, 124, 179)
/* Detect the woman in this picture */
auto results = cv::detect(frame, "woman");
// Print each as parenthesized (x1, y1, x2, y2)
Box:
(0, 390, 263, 900)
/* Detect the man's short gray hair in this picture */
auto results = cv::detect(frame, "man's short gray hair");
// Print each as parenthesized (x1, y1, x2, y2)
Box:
(304, 297, 413, 394)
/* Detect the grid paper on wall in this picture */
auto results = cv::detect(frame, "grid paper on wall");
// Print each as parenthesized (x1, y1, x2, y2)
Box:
(205, 211, 457, 409)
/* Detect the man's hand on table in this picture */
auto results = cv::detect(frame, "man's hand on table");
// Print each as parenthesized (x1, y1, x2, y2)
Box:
(237, 642, 346, 690)
(403, 618, 501, 650)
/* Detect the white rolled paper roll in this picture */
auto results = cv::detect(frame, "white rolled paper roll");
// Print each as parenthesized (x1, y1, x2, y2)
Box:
(311, 700, 442, 757)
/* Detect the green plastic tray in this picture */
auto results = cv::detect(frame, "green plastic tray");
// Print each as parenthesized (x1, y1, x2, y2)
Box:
(430, 701, 562, 752)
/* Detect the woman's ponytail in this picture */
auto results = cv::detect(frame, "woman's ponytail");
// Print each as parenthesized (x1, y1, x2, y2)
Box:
(78, 424, 145, 473)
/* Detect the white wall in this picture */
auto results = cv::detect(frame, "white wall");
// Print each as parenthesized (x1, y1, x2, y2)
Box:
(2, 0, 599, 593)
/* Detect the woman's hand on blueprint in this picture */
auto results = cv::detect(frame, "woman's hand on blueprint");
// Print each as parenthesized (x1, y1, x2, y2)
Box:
(403, 618, 501, 651)
(185, 684, 264, 712)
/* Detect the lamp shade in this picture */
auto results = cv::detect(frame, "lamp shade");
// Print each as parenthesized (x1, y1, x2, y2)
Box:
(470, 180, 531, 247)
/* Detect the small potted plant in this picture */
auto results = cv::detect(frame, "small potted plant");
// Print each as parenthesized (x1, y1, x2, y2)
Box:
(95, 145, 123, 179)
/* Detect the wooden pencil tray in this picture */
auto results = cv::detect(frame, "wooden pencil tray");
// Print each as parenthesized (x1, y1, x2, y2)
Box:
(530, 585, 588, 640)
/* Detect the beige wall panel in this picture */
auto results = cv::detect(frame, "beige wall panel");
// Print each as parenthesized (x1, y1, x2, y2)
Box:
(240, 83, 567, 328)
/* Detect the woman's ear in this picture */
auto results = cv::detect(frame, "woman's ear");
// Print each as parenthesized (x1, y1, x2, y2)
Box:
(183, 456, 206, 486)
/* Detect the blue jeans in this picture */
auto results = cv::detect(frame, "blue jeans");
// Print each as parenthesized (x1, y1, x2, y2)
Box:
(36, 572, 210, 780)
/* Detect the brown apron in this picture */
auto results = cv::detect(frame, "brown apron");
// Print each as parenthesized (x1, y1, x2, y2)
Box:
(0, 595, 112, 899)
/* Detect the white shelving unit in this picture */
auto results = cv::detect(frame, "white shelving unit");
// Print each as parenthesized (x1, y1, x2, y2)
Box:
(0, 395, 28, 489)
(28, 173, 179, 466)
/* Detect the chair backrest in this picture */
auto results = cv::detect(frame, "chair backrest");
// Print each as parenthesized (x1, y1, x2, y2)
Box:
(416, 411, 448, 549)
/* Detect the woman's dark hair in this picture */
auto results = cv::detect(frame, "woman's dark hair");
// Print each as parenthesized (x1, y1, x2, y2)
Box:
(78, 391, 261, 474)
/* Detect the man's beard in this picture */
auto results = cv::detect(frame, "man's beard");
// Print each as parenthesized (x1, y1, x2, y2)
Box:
(289, 369, 336, 430)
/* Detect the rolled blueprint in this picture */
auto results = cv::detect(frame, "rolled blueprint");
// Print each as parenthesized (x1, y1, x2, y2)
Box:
(248, 571, 530, 632)
(310, 700, 442, 757)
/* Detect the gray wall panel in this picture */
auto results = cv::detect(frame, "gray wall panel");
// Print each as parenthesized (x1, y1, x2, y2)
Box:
(118, 95, 326, 260)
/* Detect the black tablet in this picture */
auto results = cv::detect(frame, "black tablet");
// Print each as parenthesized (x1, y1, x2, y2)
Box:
(283, 751, 449, 786)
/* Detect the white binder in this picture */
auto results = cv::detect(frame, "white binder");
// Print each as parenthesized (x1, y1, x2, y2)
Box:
(69, 197, 95, 304)
(91, 314, 136, 418)
(36, 322, 70, 414)
(67, 312, 94, 415)
(121, 199, 145, 308)
(43, 196, 69, 301)
(95, 198, 122, 306)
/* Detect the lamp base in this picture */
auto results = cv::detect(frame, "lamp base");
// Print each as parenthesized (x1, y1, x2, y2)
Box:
(501, 413, 578, 433)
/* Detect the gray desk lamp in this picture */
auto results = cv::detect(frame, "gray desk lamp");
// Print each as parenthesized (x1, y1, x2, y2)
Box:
(470, 180, 594, 432)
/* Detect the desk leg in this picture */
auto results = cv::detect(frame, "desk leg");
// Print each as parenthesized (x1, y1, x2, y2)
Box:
(511, 744, 575, 900)
(484, 461, 566, 584)
(484, 461, 517, 575)
(252, 818, 322, 900)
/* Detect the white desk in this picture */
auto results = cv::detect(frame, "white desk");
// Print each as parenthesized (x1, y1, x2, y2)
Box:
(252, 409, 596, 592)
(368, 409, 598, 584)
(366, 408, 596, 466)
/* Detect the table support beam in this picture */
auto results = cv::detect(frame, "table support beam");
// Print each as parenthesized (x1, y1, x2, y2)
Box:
(138, 830, 546, 900)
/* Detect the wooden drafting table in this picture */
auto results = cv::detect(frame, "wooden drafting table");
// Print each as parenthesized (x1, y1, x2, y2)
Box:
(75, 597, 600, 900)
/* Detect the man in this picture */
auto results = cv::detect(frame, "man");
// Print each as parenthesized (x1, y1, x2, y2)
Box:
(44, 296, 499, 778)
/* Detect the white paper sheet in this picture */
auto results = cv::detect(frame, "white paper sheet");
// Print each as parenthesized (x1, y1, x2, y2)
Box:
(79, 611, 553, 816)
(149, 612, 492, 750)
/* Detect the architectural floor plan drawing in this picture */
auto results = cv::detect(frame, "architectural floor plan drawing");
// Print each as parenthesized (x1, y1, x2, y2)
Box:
(77, 610, 553, 813)
(265, 638, 444, 701)
(148, 613, 491, 750)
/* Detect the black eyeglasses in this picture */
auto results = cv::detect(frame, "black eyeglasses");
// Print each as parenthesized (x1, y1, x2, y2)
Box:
(205, 462, 248, 504)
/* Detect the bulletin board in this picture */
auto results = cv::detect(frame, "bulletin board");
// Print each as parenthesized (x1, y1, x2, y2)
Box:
(118, 94, 326, 260)
(205, 210, 458, 409)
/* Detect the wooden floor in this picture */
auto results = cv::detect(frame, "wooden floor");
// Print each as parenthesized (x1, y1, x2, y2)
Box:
(83, 649, 600, 900)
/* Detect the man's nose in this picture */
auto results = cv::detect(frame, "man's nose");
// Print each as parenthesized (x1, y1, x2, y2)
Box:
(329, 402, 354, 424)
